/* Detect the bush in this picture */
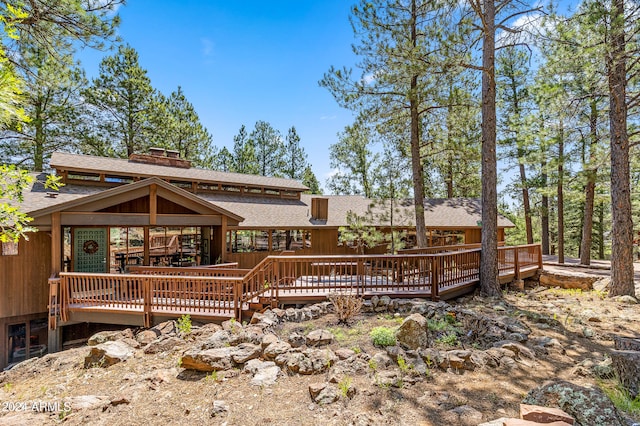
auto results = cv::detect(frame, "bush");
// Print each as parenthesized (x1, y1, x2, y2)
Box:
(328, 291, 363, 324)
(370, 326, 396, 347)
(177, 314, 192, 335)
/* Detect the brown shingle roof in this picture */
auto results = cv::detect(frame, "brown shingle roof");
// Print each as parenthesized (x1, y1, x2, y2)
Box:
(14, 175, 514, 229)
(50, 152, 308, 191)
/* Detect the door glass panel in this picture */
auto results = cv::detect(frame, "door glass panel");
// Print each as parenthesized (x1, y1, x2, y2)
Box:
(73, 228, 108, 272)
(8, 323, 26, 365)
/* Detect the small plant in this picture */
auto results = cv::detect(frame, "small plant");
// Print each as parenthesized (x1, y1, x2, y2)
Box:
(368, 358, 378, 371)
(370, 326, 396, 347)
(435, 332, 459, 347)
(397, 355, 413, 374)
(600, 379, 640, 416)
(205, 371, 219, 382)
(176, 357, 183, 368)
(338, 376, 352, 398)
(3, 383, 13, 392)
(351, 346, 362, 354)
(177, 314, 192, 335)
(328, 291, 363, 325)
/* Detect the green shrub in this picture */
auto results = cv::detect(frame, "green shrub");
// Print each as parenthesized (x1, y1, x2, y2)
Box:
(177, 314, 192, 335)
(370, 326, 396, 347)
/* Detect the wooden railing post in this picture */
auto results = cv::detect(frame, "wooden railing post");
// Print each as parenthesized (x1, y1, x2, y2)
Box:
(234, 280, 241, 321)
(48, 277, 60, 330)
(514, 247, 520, 280)
(357, 258, 364, 296)
(537, 244, 543, 269)
(430, 256, 439, 301)
(273, 258, 279, 305)
(143, 277, 151, 328)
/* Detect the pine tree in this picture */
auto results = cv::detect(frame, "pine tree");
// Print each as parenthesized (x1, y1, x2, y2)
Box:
(81, 45, 156, 158)
(283, 126, 308, 180)
(250, 120, 285, 177)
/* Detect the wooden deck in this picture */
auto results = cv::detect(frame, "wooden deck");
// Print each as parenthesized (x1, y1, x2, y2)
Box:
(48, 244, 542, 328)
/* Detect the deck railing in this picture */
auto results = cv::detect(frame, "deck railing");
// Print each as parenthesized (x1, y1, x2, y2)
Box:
(53, 244, 542, 326)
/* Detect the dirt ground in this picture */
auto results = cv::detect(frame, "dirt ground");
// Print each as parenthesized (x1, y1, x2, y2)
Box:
(0, 281, 638, 425)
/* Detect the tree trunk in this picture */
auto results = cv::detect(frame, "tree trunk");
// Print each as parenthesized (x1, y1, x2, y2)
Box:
(580, 99, 599, 265)
(608, 0, 635, 297)
(598, 201, 605, 259)
(479, 0, 500, 296)
(34, 97, 44, 172)
(519, 161, 533, 244)
(409, 0, 427, 247)
(541, 159, 550, 255)
(557, 120, 565, 264)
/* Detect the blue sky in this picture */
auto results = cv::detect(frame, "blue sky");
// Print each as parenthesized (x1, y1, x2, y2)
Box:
(78, 1, 359, 188)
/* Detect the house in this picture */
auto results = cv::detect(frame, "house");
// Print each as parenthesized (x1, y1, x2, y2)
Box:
(0, 150, 515, 369)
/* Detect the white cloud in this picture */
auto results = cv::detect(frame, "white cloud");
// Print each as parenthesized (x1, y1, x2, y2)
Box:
(362, 73, 376, 85)
(200, 38, 214, 57)
(325, 168, 341, 179)
(496, 11, 545, 48)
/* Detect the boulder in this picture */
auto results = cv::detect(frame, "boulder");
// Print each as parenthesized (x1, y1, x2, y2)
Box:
(443, 405, 483, 426)
(84, 341, 134, 368)
(180, 347, 235, 372)
(143, 336, 183, 355)
(136, 330, 158, 345)
(263, 341, 292, 361)
(396, 313, 429, 350)
(335, 348, 355, 360)
(538, 271, 598, 290)
(231, 343, 262, 364)
(201, 330, 233, 349)
(247, 360, 280, 386)
(288, 332, 306, 348)
(150, 320, 176, 336)
(305, 329, 334, 347)
(523, 380, 624, 426)
(520, 404, 574, 425)
(87, 329, 133, 346)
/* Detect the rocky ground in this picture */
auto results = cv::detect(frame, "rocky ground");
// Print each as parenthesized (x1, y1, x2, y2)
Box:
(0, 274, 639, 426)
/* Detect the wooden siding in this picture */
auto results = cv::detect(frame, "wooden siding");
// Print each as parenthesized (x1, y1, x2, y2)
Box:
(99, 195, 198, 215)
(0, 232, 51, 318)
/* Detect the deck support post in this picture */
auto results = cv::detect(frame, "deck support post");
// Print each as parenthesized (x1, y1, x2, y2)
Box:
(273, 258, 279, 306)
(234, 280, 241, 321)
(357, 259, 364, 296)
(47, 325, 62, 354)
(514, 248, 520, 280)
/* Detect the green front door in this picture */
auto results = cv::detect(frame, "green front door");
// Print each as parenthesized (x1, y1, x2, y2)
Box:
(73, 228, 108, 273)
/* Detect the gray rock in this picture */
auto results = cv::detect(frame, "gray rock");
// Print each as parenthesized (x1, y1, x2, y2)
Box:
(297, 349, 337, 374)
(231, 343, 262, 364)
(87, 329, 133, 346)
(261, 333, 279, 349)
(143, 336, 183, 355)
(288, 332, 306, 348)
(201, 330, 232, 349)
(379, 295, 391, 307)
(314, 385, 340, 405)
(374, 370, 403, 388)
(210, 400, 229, 418)
(445, 405, 484, 426)
(250, 365, 280, 386)
(335, 348, 355, 360)
(263, 341, 292, 360)
(582, 327, 595, 338)
(523, 380, 624, 426)
(371, 351, 393, 368)
(84, 341, 134, 368)
(493, 341, 536, 360)
(136, 330, 158, 345)
(151, 320, 176, 336)
(370, 295, 380, 307)
(396, 313, 429, 350)
(180, 347, 235, 372)
(306, 329, 334, 347)
(614, 295, 638, 304)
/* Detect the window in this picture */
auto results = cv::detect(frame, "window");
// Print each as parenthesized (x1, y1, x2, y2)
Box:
(272, 230, 310, 251)
(227, 230, 269, 253)
(1, 241, 18, 256)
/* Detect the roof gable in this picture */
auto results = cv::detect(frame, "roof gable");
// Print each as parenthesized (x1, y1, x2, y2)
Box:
(28, 177, 244, 223)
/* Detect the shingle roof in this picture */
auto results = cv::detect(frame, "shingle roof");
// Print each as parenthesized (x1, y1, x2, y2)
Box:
(50, 152, 308, 191)
(14, 175, 514, 229)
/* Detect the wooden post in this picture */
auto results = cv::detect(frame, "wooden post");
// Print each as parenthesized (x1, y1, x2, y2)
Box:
(143, 227, 150, 266)
(514, 247, 520, 280)
(234, 279, 240, 321)
(149, 184, 157, 226)
(51, 212, 62, 276)
(537, 243, 543, 269)
(273, 258, 279, 305)
(430, 256, 439, 301)
(357, 259, 364, 296)
(143, 277, 151, 327)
